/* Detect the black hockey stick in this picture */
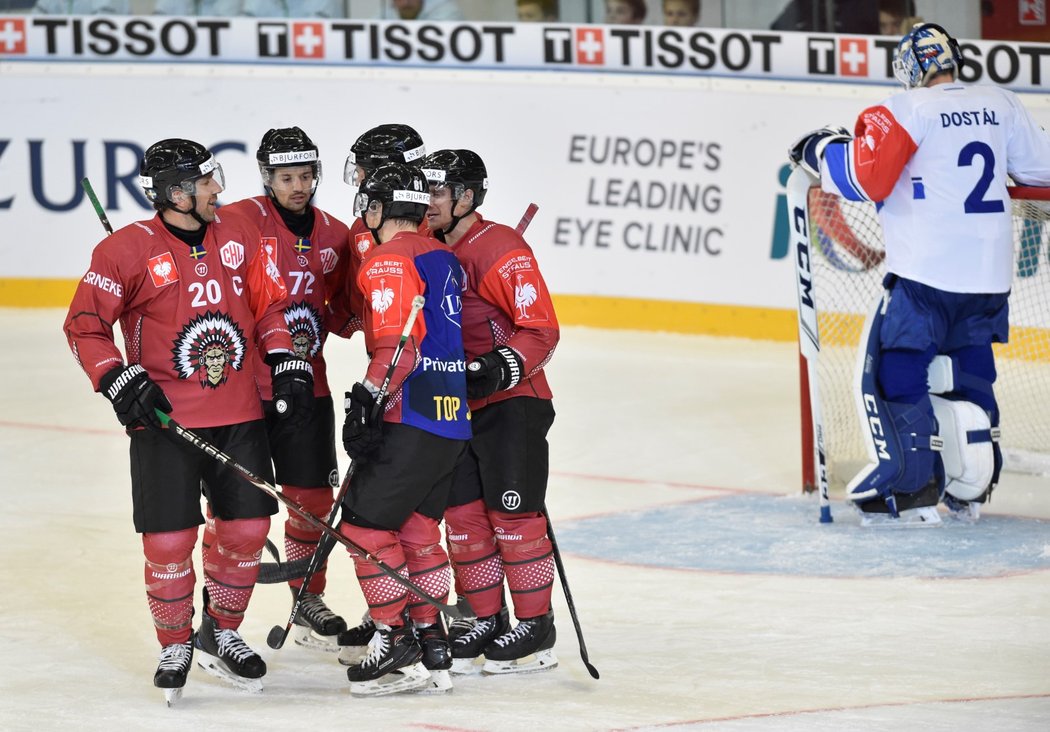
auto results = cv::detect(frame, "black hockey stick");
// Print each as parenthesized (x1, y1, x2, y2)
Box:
(544, 507, 600, 679)
(81, 177, 114, 235)
(267, 295, 426, 650)
(153, 408, 462, 619)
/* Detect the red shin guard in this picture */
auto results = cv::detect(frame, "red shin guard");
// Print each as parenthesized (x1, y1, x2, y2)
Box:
(488, 510, 554, 619)
(398, 512, 450, 625)
(445, 500, 504, 617)
(282, 485, 334, 593)
(204, 516, 269, 629)
(142, 528, 198, 646)
(341, 523, 408, 626)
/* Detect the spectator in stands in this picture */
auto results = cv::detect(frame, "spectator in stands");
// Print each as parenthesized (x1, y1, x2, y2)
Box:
(878, 0, 920, 36)
(605, 0, 646, 25)
(516, 0, 558, 22)
(386, 0, 465, 21)
(240, 0, 344, 17)
(33, 0, 129, 12)
(153, 0, 243, 15)
(770, 0, 878, 34)
(662, 0, 698, 27)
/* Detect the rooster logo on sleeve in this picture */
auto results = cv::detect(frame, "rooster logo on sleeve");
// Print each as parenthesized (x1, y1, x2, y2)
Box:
(514, 274, 538, 320)
(371, 278, 395, 325)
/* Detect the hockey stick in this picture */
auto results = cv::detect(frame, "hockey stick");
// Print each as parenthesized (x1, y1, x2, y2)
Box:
(544, 507, 599, 679)
(267, 295, 426, 649)
(515, 202, 538, 235)
(788, 166, 833, 523)
(82, 177, 114, 235)
(152, 408, 462, 619)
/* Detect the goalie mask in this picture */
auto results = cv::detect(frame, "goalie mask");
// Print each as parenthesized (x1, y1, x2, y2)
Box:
(893, 22, 962, 89)
(343, 123, 426, 187)
(354, 162, 430, 240)
(139, 138, 225, 212)
(256, 126, 322, 197)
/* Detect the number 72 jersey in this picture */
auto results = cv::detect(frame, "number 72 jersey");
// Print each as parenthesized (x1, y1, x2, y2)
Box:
(818, 82, 1050, 294)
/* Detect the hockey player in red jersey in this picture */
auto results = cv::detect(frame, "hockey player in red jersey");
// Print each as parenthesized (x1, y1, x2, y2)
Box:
(337, 162, 470, 696)
(222, 127, 353, 650)
(64, 139, 313, 703)
(421, 149, 561, 674)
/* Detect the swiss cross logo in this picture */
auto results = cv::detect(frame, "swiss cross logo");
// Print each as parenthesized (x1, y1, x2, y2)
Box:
(1021, 0, 1046, 25)
(320, 247, 338, 275)
(575, 27, 604, 65)
(838, 38, 868, 77)
(0, 18, 26, 55)
(148, 253, 179, 287)
(292, 22, 324, 59)
(221, 240, 246, 270)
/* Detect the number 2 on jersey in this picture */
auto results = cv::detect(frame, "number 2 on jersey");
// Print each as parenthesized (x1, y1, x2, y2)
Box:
(958, 141, 1006, 214)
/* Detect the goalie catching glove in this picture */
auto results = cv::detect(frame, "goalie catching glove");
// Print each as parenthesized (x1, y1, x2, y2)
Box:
(99, 363, 172, 430)
(466, 346, 524, 400)
(788, 125, 852, 178)
(267, 353, 314, 426)
(342, 382, 384, 462)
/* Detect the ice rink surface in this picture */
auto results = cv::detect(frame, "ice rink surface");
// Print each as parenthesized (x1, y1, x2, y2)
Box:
(1, 308, 1048, 731)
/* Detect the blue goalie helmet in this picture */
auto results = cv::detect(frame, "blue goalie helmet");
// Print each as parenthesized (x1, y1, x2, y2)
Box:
(893, 22, 962, 89)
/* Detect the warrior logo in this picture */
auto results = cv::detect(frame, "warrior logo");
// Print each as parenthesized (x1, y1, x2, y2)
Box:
(285, 302, 322, 359)
(172, 311, 247, 389)
(501, 490, 522, 511)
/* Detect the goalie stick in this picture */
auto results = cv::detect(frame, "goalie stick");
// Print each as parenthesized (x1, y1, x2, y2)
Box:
(789, 166, 833, 523)
(544, 507, 600, 679)
(267, 295, 426, 650)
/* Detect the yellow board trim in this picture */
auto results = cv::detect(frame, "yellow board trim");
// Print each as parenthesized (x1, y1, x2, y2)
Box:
(0, 278, 78, 308)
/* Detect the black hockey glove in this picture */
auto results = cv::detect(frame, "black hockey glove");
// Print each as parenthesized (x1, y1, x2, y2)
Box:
(788, 125, 852, 178)
(466, 346, 524, 400)
(268, 353, 315, 426)
(99, 363, 172, 430)
(342, 383, 384, 462)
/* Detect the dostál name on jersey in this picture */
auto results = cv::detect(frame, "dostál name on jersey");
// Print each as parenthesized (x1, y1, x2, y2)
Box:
(941, 109, 1000, 127)
(31, 17, 229, 57)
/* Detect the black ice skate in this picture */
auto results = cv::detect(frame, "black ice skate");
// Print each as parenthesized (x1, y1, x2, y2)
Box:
(854, 478, 942, 528)
(345, 622, 429, 697)
(482, 610, 558, 675)
(194, 611, 266, 693)
(449, 606, 509, 675)
(337, 612, 376, 666)
(289, 588, 347, 653)
(153, 639, 194, 706)
(414, 619, 453, 693)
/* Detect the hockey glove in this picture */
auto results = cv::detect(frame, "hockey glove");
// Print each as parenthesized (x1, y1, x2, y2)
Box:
(99, 363, 172, 430)
(268, 353, 315, 426)
(466, 346, 524, 400)
(342, 383, 384, 462)
(788, 125, 852, 178)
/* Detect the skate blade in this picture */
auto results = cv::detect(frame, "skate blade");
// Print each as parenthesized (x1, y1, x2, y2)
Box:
(196, 654, 264, 693)
(163, 687, 183, 707)
(450, 657, 484, 676)
(944, 504, 981, 523)
(338, 645, 367, 667)
(483, 649, 558, 675)
(858, 506, 942, 528)
(412, 669, 453, 694)
(349, 662, 431, 697)
(290, 624, 341, 654)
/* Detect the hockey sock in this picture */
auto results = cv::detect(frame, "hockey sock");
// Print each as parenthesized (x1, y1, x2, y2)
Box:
(488, 510, 555, 619)
(341, 523, 409, 627)
(283, 485, 334, 594)
(142, 528, 198, 646)
(445, 499, 504, 618)
(397, 511, 450, 626)
(204, 516, 269, 630)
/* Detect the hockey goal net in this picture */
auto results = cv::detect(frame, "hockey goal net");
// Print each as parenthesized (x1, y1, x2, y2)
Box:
(799, 185, 1050, 491)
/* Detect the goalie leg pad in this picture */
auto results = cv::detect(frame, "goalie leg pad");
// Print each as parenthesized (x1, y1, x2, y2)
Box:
(949, 345, 1002, 501)
(930, 396, 996, 501)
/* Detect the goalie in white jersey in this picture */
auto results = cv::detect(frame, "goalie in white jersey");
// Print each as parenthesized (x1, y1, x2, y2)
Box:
(789, 23, 1050, 524)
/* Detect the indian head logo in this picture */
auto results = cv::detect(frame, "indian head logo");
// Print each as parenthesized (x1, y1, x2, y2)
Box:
(285, 302, 322, 359)
(172, 311, 247, 389)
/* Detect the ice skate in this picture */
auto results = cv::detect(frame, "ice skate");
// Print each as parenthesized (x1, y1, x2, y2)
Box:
(854, 480, 942, 528)
(449, 607, 509, 675)
(414, 619, 453, 693)
(289, 589, 347, 653)
(942, 493, 982, 522)
(337, 612, 376, 666)
(153, 639, 194, 707)
(483, 611, 558, 675)
(345, 622, 429, 697)
(194, 611, 266, 693)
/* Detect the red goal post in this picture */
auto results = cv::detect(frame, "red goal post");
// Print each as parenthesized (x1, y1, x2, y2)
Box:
(798, 181, 1050, 495)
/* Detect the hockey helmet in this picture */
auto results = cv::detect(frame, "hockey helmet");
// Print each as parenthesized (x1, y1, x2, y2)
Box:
(256, 126, 322, 190)
(354, 162, 430, 224)
(893, 22, 962, 89)
(343, 124, 426, 185)
(139, 138, 224, 209)
(421, 149, 489, 210)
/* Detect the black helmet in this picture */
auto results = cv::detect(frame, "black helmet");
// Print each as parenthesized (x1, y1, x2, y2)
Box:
(344, 123, 426, 185)
(421, 149, 488, 209)
(256, 126, 322, 189)
(139, 138, 224, 210)
(355, 162, 430, 225)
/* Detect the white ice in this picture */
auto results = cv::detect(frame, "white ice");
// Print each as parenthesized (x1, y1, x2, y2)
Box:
(1, 308, 1048, 731)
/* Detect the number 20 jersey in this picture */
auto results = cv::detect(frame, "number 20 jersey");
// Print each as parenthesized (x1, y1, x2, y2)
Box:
(819, 83, 1050, 294)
